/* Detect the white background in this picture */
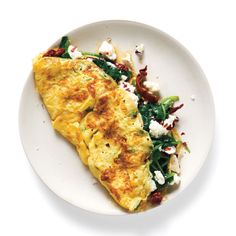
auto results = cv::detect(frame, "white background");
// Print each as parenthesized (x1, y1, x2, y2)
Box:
(0, 0, 234, 235)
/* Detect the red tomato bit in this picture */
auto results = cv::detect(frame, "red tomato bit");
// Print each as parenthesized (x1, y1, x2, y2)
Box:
(115, 63, 129, 71)
(136, 66, 159, 103)
(150, 191, 163, 205)
(169, 103, 184, 114)
(43, 48, 65, 57)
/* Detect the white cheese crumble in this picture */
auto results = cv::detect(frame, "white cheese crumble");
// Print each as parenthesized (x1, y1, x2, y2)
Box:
(154, 170, 165, 185)
(68, 45, 82, 59)
(149, 115, 177, 138)
(149, 120, 168, 138)
(170, 174, 181, 185)
(120, 75, 128, 81)
(121, 53, 132, 67)
(191, 94, 195, 101)
(86, 58, 93, 62)
(143, 80, 160, 95)
(106, 61, 116, 67)
(162, 146, 176, 155)
(163, 115, 177, 128)
(98, 40, 117, 61)
(135, 43, 144, 56)
(119, 81, 139, 106)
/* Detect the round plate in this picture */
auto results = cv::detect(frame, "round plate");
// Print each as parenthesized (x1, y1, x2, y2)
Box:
(19, 20, 215, 215)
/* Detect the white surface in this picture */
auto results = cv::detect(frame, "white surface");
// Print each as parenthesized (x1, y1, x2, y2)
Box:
(0, 0, 235, 235)
(19, 20, 214, 215)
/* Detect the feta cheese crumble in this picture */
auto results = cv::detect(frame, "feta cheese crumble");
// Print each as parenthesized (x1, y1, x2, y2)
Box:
(120, 75, 128, 81)
(163, 146, 176, 155)
(149, 115, 177, 138)
(154, 170, 165, 185)
(170, 174, 181, 185)
(68, 45, 82, 59)
(149, 120, 168, 138)
(135, 43, 144, 56)
(191, 94, 195, 101)
(143, 80, 160, 95)
(98, 40, 117, 61)
(163, 115, 177, 128)
(106, 62, 116, 67)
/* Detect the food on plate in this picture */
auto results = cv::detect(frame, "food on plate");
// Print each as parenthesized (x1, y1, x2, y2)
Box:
(135, 43, 144, 57)
(33, 36, 188, 212)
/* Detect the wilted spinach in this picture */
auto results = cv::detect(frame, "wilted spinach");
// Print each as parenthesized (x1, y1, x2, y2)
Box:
(59, 36, 72, 59)
(149, 135, 178, 189)
(93, 58, 132, 82)
(152, 135, 179, 149)
(138, 96, 179, 131)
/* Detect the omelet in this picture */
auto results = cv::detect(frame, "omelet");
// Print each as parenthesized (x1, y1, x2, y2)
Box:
(33, 54, 154, 211)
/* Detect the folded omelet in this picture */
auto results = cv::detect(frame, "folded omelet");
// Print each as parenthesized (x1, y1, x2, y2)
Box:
(33, 55, 154, 211)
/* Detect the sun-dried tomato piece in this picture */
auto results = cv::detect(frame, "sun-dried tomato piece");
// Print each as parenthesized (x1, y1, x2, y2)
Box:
(43, 48, 65, 57)
(116, 63, 129, 71)
(169, 103, 184, 114)
(43, 49, 56, 57)
(136, 66, 159, 103)
(54, 48, 65, 56)
(150, 191, 163, 205)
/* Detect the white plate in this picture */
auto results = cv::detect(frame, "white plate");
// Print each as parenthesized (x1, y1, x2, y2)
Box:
(19, 20, 215, 215)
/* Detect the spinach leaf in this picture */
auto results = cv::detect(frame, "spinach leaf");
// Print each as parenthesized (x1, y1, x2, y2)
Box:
(138, 103, 152, 130)
(138, 96, 179, 132)
(150, 103, 167, 120)
(81, 52, 102, 57)
(59, 36, 72, 59)
(92, 58, 132, 82)
(152, 135, 179, 149)
(164, 172, 174, 183)
(149, 148, 174, 188)
(160, 96, 179, 110)
(149, 134, 178, 188)
(59, 36, 70, 50)
(138, 103, 167, 131)
(61, 52, 71, 59)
